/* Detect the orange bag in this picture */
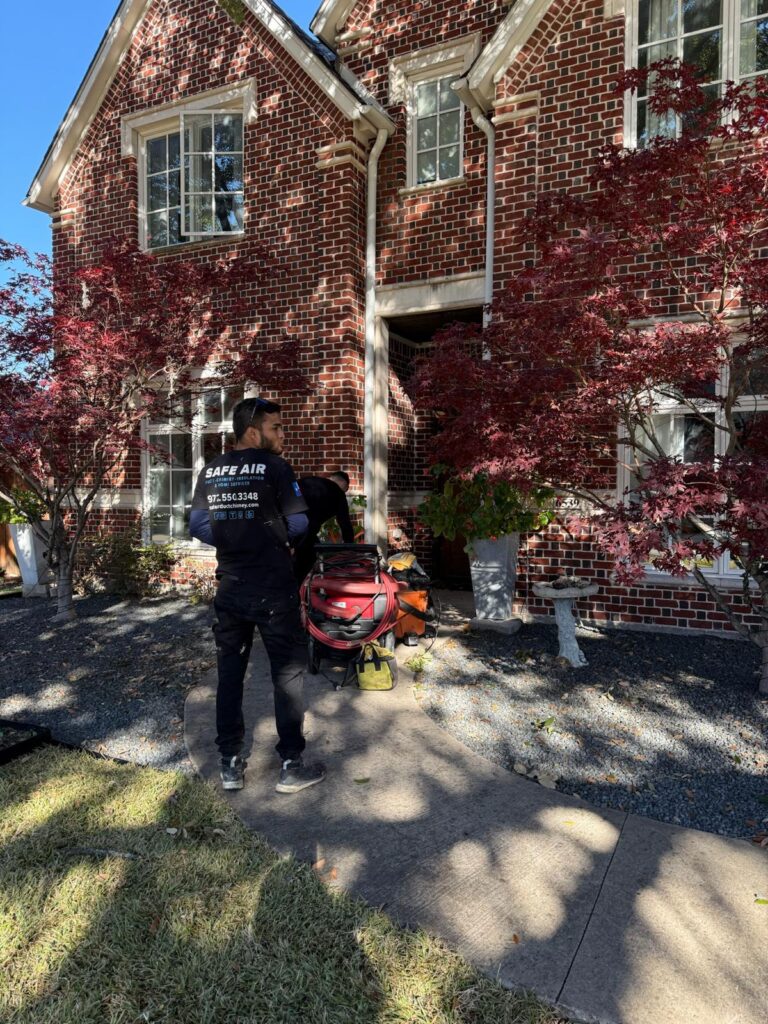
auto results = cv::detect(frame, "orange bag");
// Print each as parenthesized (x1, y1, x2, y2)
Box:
(394, 588, 430, 640)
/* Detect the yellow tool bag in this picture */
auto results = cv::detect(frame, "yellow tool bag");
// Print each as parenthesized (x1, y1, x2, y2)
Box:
(355, 642, 398, 691)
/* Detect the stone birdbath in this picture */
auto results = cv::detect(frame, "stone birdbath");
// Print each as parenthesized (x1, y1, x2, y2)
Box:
(532, 576, 599, 668)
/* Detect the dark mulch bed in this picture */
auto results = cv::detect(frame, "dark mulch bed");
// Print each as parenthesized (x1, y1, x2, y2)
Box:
(417, 623, 768, 840)
(0, 593, 215, 771)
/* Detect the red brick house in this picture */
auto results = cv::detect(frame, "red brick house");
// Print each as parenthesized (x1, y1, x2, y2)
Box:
(25, 0, 768, 634)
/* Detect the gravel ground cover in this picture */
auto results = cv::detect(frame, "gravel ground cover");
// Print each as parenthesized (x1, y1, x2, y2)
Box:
(416, 623, 768, 839)
(0, 594, 215, 771)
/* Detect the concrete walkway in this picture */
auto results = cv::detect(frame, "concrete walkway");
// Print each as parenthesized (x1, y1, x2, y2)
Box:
(184, 596, 768, 1024)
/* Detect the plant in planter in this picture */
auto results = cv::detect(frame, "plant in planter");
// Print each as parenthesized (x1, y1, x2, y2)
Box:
(0, 489, 52, 597)
(419, 470, 555, 632)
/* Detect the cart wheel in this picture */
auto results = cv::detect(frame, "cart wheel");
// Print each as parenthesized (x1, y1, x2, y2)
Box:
(308, 636, 322, 675)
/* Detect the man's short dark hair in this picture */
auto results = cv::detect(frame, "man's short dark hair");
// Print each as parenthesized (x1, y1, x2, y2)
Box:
(233, 397, 281, 441)
(330, 471, 350, 487)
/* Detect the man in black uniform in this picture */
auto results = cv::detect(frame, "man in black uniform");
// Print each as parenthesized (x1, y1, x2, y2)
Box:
(293, 471, 355, 583)
(189, 397, 326, 794)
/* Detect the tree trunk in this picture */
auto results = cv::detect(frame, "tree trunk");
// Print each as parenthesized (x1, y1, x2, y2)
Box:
(53, 546, 77, 622)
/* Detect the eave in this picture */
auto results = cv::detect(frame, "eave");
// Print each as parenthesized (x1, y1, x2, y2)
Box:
(309, 0, 358, 48)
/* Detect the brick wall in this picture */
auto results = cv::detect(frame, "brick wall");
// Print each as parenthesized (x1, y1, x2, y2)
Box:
(341, 0, 504, 284)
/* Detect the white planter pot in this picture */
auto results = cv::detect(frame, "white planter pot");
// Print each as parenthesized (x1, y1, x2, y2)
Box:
(10, 523, 53, 597)
(469, 533, 521, 633)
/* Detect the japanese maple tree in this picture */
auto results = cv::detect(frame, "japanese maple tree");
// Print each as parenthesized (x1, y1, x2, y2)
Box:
(0, 240, 301, 621)
(415, 62, 768, 692)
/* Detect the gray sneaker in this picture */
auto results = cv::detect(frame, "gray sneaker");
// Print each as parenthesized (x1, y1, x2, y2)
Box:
(220, 755, 245, 791)
(276, 757, 326, 794)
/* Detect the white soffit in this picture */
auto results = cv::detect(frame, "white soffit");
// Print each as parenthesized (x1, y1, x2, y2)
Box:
(310, 0, 358, 47)
(26, 0, 390, 214)
(468, 0, 558, 107)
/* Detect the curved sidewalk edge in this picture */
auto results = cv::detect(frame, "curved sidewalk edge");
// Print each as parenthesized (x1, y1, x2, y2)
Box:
(185, 637, 768, 1024)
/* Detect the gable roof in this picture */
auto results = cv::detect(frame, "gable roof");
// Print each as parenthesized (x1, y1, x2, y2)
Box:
(466, 0, 558, 107)
(26, 0, 392, 214)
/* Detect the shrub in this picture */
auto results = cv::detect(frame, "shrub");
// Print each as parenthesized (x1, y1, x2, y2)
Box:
(76, 530, 176, 598)
(182, 560, 217, 605)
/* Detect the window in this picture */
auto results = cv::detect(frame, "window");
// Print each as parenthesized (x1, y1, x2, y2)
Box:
(388, 37, 479, 189)
(619, 348, 768, 575)
(122, 82, 255, 251)
(627, 0, 768, 146)
(144, 386, 243, 544)
(412, 76, 463, 185)
(144, 113, 244, 249)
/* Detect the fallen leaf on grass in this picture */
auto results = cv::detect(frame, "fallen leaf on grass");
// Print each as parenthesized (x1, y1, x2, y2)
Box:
(354, 778, 370, 785)
(755, 897, 768, 905)
(312, 859, 326, 873)
(512, 933, 521, 944)
(605, 773, 618, 784)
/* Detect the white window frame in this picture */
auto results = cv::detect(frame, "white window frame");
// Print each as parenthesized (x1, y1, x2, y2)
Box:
(616, 341, 768, 578)
(624, 0, 767, 147)
(141, 382, 254, 547)
(407, 72, 465, 188)
(121, 81, 257, 251)
(389, 36, 480, 190)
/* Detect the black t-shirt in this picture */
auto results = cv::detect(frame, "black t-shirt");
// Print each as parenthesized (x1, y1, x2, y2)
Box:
(298, 476, 355, 544)
(191, 449, 308, 589)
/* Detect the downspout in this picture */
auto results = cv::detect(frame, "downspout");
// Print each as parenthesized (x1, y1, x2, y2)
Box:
(453, 79, 496, 332)
(472, 106, 495, 332)
(364, 128, 389, 547)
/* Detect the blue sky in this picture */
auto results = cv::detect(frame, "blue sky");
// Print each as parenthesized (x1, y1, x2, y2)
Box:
(0, 0, 319, 257)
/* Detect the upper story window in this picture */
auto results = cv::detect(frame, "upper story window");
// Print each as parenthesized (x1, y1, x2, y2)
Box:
(144, 113, 244, 249)
(389, 36, 480, 191)
(628, 0, 768, 146)
(413, 76, 463, 185)
(122, 81, 256, 251)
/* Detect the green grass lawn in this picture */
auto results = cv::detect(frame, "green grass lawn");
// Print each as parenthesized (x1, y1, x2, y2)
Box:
(0, 747, 564, 1024)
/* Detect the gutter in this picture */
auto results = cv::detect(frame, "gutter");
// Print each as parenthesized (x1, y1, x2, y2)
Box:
(363, 128, 389, 548)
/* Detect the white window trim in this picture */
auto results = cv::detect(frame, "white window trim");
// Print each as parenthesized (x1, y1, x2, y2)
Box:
(616, 347, 768, 577)
(623, 0, 761, 148)
(121, 81, 257, 252)
(389, 36, 480, 189)
(140, 378, 258, 548)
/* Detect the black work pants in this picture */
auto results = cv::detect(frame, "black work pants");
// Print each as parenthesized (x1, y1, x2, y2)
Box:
(212, 578, 306, 761)
(293, 534, 320, 585)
